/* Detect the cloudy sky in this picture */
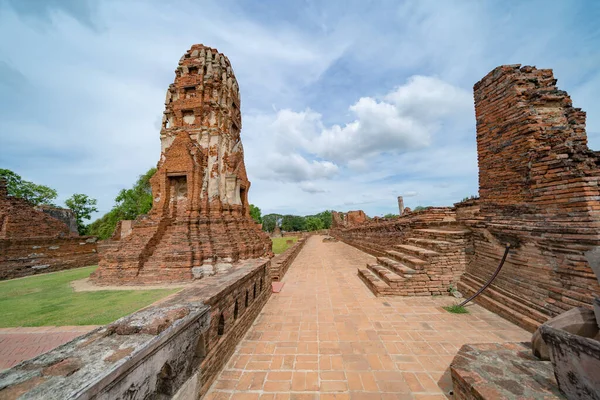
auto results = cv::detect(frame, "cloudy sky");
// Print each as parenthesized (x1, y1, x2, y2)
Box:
(1, 0, 599, 219)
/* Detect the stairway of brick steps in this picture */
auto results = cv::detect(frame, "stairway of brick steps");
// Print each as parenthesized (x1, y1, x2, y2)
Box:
(458, 273, 550, 333)
(358, 227, 469, 297)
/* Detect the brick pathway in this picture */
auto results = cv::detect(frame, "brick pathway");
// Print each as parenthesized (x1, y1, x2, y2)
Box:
(206, 235, 530, 400)
(0, 326, 98, 370)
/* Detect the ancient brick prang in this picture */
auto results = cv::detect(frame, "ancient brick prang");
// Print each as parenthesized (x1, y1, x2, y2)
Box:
(92, 45, 272, 285)
(0, 181, 98, 280)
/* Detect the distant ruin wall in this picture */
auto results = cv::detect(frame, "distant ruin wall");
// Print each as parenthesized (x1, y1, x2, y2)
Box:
(0, 184, 98, 280)
(35, 205, 79, 235)
(331, 207, 457, 256)
(0, 237, 98, 280)
(0, 259, 271, 399)
(457, 65, 600, 329)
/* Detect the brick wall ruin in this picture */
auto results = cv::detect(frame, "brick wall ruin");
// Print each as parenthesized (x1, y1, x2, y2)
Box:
(457, 65, 600, 332)
(333, 65, 600, 331)
(92, 44, 272, 285)
(0, 181, 98, 280)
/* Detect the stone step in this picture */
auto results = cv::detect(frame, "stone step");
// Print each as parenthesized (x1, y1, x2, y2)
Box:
(412, 228, 470, 242)
(406, 237, 454, 252)
(458, 277, 547, 333)
(366, 263, 406, 287)
(385, 250, 427, 270)
(460, 274, 550, 325)
(394, 244, 439, 259)
(376, 257, 418, 277)
(357, 268, 394, 296)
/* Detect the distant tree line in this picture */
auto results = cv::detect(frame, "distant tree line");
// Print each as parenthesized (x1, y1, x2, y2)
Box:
(261, 211, 332, 233)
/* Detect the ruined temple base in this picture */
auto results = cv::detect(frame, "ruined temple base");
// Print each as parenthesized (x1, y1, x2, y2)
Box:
(450, 342, 565, 399)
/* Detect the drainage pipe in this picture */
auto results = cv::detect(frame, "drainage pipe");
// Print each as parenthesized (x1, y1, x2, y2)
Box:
(458, 243, 511, 308)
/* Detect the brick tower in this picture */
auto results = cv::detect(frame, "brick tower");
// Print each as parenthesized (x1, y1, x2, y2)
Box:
(91, 44, 272, 284)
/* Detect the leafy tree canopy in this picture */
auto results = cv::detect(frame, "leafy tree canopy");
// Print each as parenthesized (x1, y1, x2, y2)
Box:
(304, 216, 325, 231)
(262, 213, 282, 232)
(0, 169, 58, 206)
(249, 204, 262, 224)
(383, 213, 399, 218)
(65, 193, 98, 235)
(87, 168, 156, 239)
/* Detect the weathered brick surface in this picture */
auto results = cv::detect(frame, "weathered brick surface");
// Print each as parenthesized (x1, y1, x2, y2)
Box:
(458, 66, 600, 331)
(450, 342, 563, 399)
(92, 44, 271, 285)
(0, 182, 98, 280)
(0, 237, 98, 280)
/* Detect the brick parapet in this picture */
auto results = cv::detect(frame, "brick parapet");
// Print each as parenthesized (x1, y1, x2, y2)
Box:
(269, 236, 308, 281)
(0, 258, 271, 399)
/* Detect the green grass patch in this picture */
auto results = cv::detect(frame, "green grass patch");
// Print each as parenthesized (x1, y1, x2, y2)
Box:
(443, 304, 469, 314)
(271, 237, 298, 254)
(0, 266, 179, 327)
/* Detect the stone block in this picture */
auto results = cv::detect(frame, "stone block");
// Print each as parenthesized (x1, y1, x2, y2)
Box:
(532, 307, 599, 361)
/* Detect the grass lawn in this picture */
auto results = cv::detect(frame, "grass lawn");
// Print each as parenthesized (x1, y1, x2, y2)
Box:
(272, 236, 298, 254)
(0, 266, 179, 327)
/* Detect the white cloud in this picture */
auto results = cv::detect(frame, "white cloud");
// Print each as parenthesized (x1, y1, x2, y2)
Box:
(299, 182, 328, 194)
(402, 191, 418, 197)
(248, 75, 472, 171)
(256, 153, 338, 183)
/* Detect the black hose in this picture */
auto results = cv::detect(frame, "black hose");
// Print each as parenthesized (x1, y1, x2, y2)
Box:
(458, 243, 511, 307)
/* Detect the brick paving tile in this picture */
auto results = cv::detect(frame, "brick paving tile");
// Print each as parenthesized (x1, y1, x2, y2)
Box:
(206, 235, 531, 398)
(0, 326, 98, 370)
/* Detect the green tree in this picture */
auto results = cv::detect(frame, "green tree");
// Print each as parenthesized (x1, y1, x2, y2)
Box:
(281, 215, 305, 232)
(65, 194, 98, 235)
(249, 204, 262, 224)
(262, 213, 282, 232)
(383, 213, 399, 218)
(87, 168, 156, 239)
(304, 216, 325, 231)
(0, 169, 58, 206)
(314, 210, 332, 229)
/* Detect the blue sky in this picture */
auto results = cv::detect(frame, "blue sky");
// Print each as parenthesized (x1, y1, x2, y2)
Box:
(1, 0, 599, 220)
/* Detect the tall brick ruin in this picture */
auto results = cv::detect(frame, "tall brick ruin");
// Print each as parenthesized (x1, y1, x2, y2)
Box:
(333, 65, 600, 332)
(457, 65, 600, 331)
(92, 44, 272, 285)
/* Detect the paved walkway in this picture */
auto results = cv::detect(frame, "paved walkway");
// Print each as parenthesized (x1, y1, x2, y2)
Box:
(0, 326, 98, 370)
(206, 235, 530, 400)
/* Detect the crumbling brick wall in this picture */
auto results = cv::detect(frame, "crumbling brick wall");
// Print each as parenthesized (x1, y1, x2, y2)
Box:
(0, 182, 98, 280)
(457, 65, 600, 330)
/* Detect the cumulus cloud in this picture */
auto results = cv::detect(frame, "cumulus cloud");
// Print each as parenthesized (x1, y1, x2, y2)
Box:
(299, 182, 328, 194)
(259, 75, 472, 168)
(257, 153, 338, 182)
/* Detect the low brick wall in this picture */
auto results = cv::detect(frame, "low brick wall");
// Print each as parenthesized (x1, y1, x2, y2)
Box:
(269, 237, 308, 281)
(0, 237, 98, 280)
(0, 258, 271, 399)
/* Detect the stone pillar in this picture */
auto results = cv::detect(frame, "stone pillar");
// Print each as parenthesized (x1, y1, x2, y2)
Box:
(397, 196, 404, 216)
